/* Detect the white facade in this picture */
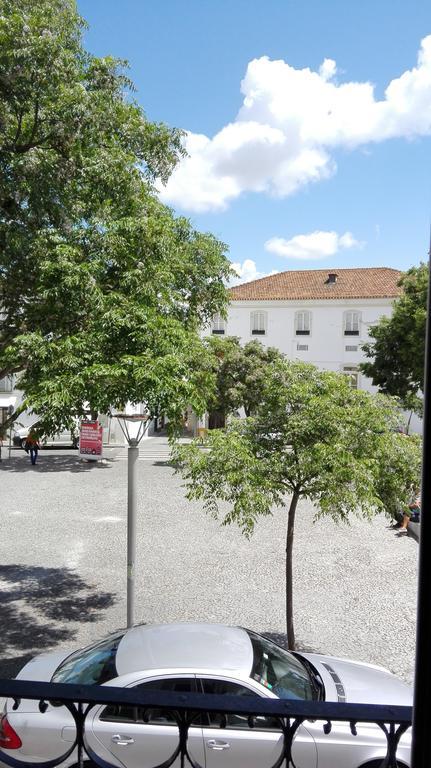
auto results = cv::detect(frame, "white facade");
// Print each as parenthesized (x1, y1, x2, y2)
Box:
(205, 293, 422, 433)
(207, 297, 393, 395)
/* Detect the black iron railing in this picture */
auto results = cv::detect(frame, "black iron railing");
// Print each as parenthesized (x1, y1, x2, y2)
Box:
(0, 677, 412, 768)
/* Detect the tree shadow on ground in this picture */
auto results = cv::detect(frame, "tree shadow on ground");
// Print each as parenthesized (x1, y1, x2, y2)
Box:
(0, 456, 110, 473)
(0, 565, 116, 678)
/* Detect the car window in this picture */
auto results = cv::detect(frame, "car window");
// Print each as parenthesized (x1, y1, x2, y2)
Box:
(100, 677, 197, 725)
(52, 631, 125, 685)
(245, 630, 314, 700)
(198, 678, 280, 731)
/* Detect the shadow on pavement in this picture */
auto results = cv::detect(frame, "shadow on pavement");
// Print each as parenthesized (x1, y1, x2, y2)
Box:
(0, 456, 110, 473)
(0, 564, 116, 678)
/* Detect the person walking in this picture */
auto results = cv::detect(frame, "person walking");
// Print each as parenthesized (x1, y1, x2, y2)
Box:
(25, 431, 40, 465)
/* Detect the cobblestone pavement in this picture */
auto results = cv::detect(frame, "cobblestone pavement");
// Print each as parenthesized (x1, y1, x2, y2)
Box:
(0, 437, 418, 684)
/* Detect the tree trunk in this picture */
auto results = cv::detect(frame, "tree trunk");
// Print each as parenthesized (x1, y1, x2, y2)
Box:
(406, 410, 413, 435)
(285, 491, 300, 649)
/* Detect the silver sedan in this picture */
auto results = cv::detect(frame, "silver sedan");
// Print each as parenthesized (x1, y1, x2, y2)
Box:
(0, 622, 412, 768)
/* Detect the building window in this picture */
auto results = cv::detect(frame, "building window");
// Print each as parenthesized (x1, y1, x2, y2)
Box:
(0, 407, 8, 427)
(345, 345, 358, 352)
(297, 344, 308, 351)
(344, 311, 360, 336)
(211, 314, 225, 335)
(295, 311, 311, 336)
(0, 375, 13, 393)
(343, 366, 359, 389)
(251, 311, 267, 336)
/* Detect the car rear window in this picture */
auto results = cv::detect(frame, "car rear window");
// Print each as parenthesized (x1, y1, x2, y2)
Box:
(52, 631, 125, 685)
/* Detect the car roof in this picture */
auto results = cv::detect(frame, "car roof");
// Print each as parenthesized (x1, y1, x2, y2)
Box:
(115, 623, 254, 677)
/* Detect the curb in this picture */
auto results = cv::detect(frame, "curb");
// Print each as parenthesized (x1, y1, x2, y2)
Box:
(407, 520, 420, 543)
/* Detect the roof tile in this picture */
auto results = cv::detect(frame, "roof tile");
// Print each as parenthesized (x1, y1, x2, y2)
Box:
(229, 267, 403, 301)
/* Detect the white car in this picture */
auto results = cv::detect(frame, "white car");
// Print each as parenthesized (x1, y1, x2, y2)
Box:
(13, 425, 78, 449)
(0, 623, 412, 768)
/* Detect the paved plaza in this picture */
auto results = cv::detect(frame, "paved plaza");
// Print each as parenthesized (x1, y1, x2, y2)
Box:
(0, 436, 418, 684)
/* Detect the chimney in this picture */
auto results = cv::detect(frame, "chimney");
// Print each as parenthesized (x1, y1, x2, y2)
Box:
(327, 272, 338, 284)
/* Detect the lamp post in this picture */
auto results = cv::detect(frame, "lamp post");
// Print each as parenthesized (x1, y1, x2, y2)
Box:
(8, 404, 13, 460)
(113, 411, 150, 628)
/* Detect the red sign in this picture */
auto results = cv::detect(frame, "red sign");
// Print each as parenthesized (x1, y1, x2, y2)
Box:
(79, 421, 103, 459)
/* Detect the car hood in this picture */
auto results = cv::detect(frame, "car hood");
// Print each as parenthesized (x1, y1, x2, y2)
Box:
(300, 652, 412, 706)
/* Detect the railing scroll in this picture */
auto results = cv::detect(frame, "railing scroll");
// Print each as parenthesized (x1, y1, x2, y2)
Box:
(0, 678, 412, 768)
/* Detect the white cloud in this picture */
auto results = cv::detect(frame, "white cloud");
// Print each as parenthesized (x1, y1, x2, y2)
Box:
(319, 58, 337, 81)
(264, 230, 362, 260)
(229, 259, 278, 285)
(160, 36, 431, 211)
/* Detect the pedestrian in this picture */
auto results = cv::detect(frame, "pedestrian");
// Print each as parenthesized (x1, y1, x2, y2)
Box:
(397, 489, 421, 534)
(24, 431, 40, 465)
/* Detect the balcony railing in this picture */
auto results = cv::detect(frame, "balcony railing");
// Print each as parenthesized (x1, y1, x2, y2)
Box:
(0, 677, 412, 768)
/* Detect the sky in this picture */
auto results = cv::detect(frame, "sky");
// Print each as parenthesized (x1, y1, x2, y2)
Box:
(78, 0, 431, 283)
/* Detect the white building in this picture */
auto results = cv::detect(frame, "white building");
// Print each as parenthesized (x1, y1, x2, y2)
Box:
(1, 266, 417, 440)
(0, 374, 17, 438)
(208, 266, 406, 398)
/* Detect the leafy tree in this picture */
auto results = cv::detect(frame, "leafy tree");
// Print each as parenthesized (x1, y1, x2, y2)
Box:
(0, 0, 232, 433)
(372, 430, 422, 521)
(175, 359, 421, 649)
(361, 264, 427, 416)
(204, 336, 284, 422)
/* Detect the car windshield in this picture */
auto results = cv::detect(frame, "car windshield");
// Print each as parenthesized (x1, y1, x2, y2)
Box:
(52, 631, 125, 685)
(246, 630, 315, 700)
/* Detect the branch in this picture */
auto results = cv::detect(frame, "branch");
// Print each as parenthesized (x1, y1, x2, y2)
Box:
(13, 108, 24, 146)
(0, 365, 23, 379)
(27, 98, 40, 147)
(13, 130, 54, 154)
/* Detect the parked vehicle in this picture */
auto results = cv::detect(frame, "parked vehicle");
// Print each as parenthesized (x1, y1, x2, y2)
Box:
(13, 424, 78, 449)
(0, 622, 412, 768)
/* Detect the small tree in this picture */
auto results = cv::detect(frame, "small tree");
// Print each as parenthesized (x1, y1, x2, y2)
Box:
(175, 360, 422, 649)
(361, 264, 427, 416)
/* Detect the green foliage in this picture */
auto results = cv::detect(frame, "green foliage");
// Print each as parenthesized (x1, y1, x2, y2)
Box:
(203, 336, 284, 419)
(0, 0, 233, 432)
(361, 264, 427, 415)
(177, 360, 420, 531)
(372, 431, 422, 520)
(175, 359, 422, 644)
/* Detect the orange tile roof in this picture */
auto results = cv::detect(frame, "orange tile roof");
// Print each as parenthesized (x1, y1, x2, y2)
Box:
(229, 267, 403, 301)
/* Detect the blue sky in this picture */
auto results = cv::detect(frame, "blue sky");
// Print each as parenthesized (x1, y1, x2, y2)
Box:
(78, 0, 431, 281)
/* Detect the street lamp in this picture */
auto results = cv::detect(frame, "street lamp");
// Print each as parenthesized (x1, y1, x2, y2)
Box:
(113, 410, 150, 627)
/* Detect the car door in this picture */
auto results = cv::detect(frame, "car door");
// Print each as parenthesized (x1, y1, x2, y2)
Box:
(198, 676, 317, 768)
(87, 675, 205, 768)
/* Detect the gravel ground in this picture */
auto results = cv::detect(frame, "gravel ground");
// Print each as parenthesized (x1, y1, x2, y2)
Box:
(0, 438, 418, 684)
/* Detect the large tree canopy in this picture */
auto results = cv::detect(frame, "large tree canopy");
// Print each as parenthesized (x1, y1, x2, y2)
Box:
(361, 264, 427, 416)
(175, 360, 421, 648)
(0, 0, 232, 433)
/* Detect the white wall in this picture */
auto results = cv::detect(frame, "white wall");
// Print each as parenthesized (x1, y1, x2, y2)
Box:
(207, 297, 394, 395)
(206, 297, 422, 434)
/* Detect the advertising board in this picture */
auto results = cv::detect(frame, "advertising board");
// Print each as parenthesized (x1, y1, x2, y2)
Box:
(79, 420, 103, 460)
